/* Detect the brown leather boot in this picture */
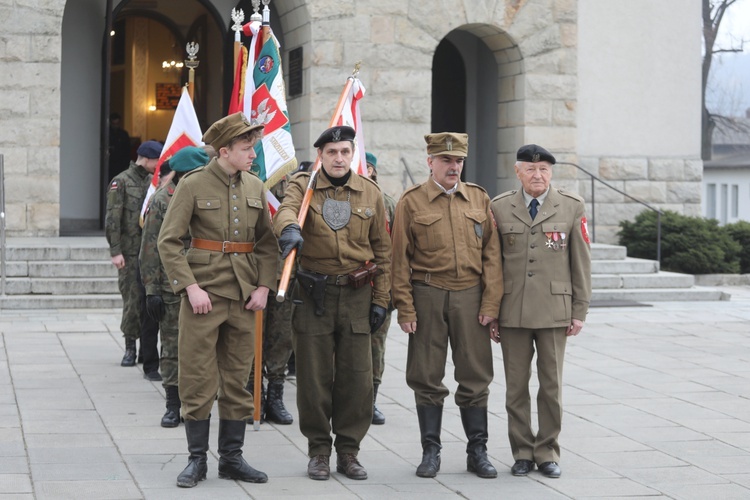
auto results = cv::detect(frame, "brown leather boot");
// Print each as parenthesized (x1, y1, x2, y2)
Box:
(307, 455, 330, 480)
(336, 453, 367, 480)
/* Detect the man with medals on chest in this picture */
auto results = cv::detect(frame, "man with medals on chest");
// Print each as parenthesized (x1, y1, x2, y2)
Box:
(274, 125, 391, 481)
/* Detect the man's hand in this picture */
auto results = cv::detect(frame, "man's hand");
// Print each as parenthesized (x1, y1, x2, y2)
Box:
(111, 254, 125, 270)
(489, 319, 500, 344)
(400, 321, 417, 334)
(566, 319, 584, 336)
(369, 304, 387, 333)
(186, 283, 212, 315)
(478, 314, 496, 326)
(245, 286, 270, 311)
(145, 295, 165, 322)
(278, 224, 304, 259)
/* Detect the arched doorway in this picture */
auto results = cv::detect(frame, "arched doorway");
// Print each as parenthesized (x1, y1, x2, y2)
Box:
(431, 26, 523, 198)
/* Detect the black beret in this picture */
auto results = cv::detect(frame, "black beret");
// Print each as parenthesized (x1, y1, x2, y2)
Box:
(516, 144, 555, 164)
(137, 140, 163, 159)
(313, 125, 356, 148)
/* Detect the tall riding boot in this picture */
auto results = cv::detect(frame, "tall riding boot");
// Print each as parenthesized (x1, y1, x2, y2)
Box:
(416, 405, 442, 478)
(217, 420, 268, 483)
(176, 419, 210, 488)
(245, 379, 266, 423)
(161, 386, 181, 428)
(460, 406, 497, 478)
(372, 384, 385, 425)
(121, 338, 136, 367)
(265, 380, 293, 425)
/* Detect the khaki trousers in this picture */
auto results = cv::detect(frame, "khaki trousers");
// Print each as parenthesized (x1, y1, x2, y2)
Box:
(178, 292, 255, 421)
(500, 326, 567, 464)
(406, 284, 494, 407)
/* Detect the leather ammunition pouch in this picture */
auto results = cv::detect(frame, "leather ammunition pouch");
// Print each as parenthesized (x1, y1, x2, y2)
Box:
(347, 262, 378, 289)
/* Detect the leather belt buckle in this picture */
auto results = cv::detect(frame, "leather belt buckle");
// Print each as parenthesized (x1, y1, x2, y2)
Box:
(222, 241, 230, 253)
(334, 275, 347, 286)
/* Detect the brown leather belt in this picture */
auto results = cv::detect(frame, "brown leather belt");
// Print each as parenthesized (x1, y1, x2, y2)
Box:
(190, 238, 254, 253)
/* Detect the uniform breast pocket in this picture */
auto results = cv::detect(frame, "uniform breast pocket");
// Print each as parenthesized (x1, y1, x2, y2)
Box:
(541, 222, 571, 252)
(125, 190, 142, 213)
(464, 210, 486, 249)
(499, 223, 525, 254)
(195, 198, 223, 229)
(412, 213, 446, 251)
(349, 206, 373, 243)
(245, 197, 262, 239)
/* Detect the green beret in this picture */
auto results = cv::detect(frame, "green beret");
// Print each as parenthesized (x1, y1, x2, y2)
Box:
(516, 144, 556, 164)
(365, 152, 377, 169)
(425, 132, 468, 157)
(170, 146, 209, 173)
(313, 125, 356, 148)
(203, 112, 264, 151)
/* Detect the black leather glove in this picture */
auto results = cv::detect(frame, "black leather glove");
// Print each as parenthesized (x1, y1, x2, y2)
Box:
(146, 295, 165, 322)
(369, 304, 387, 334)
(279, 224, 304, 259)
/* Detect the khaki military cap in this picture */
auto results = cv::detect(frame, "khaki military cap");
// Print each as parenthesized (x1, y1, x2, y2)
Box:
(424, 132, 468, 157)
(203, 112, 264, 151)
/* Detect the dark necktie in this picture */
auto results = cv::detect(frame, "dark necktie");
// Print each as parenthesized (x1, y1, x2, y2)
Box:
(529, 199, 539, 220)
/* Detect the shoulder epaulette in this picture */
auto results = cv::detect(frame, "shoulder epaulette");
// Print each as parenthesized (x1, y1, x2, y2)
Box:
(558, 188, 585, 204)
(491, 190, 516, 202)
(182, 166, 205, 179)
(400, 183, 423, 197)
(464, 182, 488, 194)
(360, 175, 381, 191)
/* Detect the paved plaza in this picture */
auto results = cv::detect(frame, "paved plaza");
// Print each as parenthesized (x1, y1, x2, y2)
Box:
(1, 286, 750, 499)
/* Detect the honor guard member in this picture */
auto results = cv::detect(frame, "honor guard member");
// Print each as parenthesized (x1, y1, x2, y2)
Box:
(391, 132, 503, 479)
(490, 144, 592, 479)
(106, 140, 162, 367)
(274, 125, 392, 481)
(139, 147, 210, 428)
(364, 151, 396, 425)
(158, 112, 279, 488)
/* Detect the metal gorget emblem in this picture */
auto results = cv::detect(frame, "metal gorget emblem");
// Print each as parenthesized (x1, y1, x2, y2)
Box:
(322, 191, 351, 231)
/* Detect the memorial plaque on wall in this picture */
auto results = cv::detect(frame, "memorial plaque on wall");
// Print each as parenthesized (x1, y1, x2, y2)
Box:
(288, 47, 303, 97)
(156, 83, 181, 109)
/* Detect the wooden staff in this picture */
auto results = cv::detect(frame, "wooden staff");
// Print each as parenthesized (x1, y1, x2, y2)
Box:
(276, 65, 361, 302)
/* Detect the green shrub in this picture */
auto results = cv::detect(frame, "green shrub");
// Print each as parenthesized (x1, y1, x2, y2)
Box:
(724, 220, 750, 273)
(618, 210, 741, 274)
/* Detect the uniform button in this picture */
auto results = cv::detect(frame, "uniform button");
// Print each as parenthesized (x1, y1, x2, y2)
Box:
(234, 218, 239, 224)
(234, 252, 238, 256)
(529, 259, 535, 263)
(233, 206, 238, 212)
(234, 230, 239, 235)
(173, 279, 178, 285)
(206, 202, 211, 207)
(531, 230, 536, 235)
(528, 272, 533, 277)
(233, 195, 237, 200)
(530, 244, 536, 249)
(232, 184, 236, 188)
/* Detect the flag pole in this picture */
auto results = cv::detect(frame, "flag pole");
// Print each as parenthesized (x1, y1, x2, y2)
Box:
(276, 62, 362, 302)
(185, 42, 199, 102)
(231, 8, 245, 76)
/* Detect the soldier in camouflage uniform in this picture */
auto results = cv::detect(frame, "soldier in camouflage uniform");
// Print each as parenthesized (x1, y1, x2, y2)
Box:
(140, 147, 211, 428)
(365, 152, 395, 425)
(246, 173, 295, 425)
(106, 140, 162, 367)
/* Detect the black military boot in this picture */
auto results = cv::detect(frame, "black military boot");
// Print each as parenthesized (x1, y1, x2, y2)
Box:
(121, 338, 136, 367)
(416, 404, 442, 478)
(161, 386, 181, 428)
(265, 380, 293, 425)
(176, 419, 210, 488)
(217, 420, 268, 483)
(460, 406, 497, 478)
(372, 384, 385, 425)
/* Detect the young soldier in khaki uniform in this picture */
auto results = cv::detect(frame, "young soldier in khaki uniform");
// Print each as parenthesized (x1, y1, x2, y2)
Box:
(365, 151, 395, 425)
(274, 125, 391, 481)
(158, 113, 278, 488)
(105, 140, 161, 367)
(139, 147, 210, 428)
(490, 144, 592, 479)
(391, 133, 503, 479)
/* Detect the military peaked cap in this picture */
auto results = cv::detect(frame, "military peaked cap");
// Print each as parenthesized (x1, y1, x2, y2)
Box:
(425, 132, 468, 157)
(203, 112, 264, 151)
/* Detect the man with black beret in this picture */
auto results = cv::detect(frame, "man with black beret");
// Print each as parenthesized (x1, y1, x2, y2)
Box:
(274, 125, 392, 481)
(158, 113, 279, 488)
(106, 139, 162, 368)
(140, 146, 211, 428)
(490, 144, 592, 479)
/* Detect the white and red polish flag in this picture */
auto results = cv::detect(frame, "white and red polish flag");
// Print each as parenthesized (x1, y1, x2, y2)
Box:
(139, 86, 204, 225)
(336, 79, 367, 175)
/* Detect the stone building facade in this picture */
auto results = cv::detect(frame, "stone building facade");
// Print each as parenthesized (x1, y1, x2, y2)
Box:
(0, 0, 702, 244)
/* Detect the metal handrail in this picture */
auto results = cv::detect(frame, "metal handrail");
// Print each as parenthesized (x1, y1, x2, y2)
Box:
(1, 154, 6, 296)
(400, 155, 416, 190)
(557, 161, 662, 264)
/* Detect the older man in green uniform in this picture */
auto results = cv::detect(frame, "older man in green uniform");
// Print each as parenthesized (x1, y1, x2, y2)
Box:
(391, 132, 503, 479)
(106, 140, 161, 367)
(274, 125, 391, 481)
(364, 151, 395, 425)
(140, 146, 210, 428)
(490, 144, 592, 479)
(158, 113, 278, 488)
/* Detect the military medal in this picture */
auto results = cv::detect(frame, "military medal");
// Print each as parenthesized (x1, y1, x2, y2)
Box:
(322, 190, 351, 231)
(546, 239, 554, 249)
(474, 222, 483, 238)
(560, 232, 567, 249)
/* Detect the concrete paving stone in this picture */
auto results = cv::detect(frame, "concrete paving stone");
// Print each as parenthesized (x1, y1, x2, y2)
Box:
(680, 418, 750, 434)
(15, 396, 93, 412)
(653, 481, 750, 499)
(0, 440, 26, 457)
(0, 415, 21, 429)
(651, 438, 750, 458)
(24, 432, 114, 449)
(0, 323, 48, 333)
(722, 473, 750, 489)
(711, 432, 750, 449)
(38, 322, 110, 333)
(27, 447, 123, 465)
(116, 437, 189, 455)
(34, 480, 141, 500)
(585, 449, 688, 470)
(563, 435, 652, 454)
(0, 474, 32, 494)
(545, 476, 661, 498)
(30, 461, 131, 481)
(621, 465, 730, 486)
(0, 456, 29, 474)
(142, 486, 255, 500)
(677, 454, 750, 475)
(21, 417, 107, 435)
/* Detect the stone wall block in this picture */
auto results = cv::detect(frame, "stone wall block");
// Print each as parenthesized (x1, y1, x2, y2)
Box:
(553, 0, 577, 22)
(519, 29, 561, 59)
(683, 203, 703, 217)
(28, 202, 59, 231)
(552, 100, 575, 126)
(3, 202, 26, 231)
(0, 62, 60, 89)
(394, 19, 438, 52)
(524, 126, 575, 153)
(4, 174, 59, 203)
(363, 95, 404, 121)
(313, 17, 367, 42)
(666, 181, 701, 204)
(1, 35, 28, 62)
(0, 90, 30, 117)
(15, 0, 65, 16)
(27, 147, 58, 175)
(0, 9, 60, 35)
(684, 159, 703, 181)
(510, 0, 556, 41)
(307, 0, 355, 19)
(0, 148, 28, 174)
(370, 16, 395, 44)
(559, 23, 577, 47)
(359, 0, 407, 15)
(648, 158, 685, 181)
(624, 180, 667, 203)
(370, 122, 427, 150)
(408, 1, 465, 36)
(311, 41, 342, 66)
(523, 100, 552, 126)
(597, 202, 649, 229)
(525, 74, 577, 100)
(371, 69, 432, 94)
(402, 96, 430, 123)
(30, 35, 60, 62)
(0, 117, 59, 146)
(30, 86, 60, 118)
(343, 42, 428, 69)
(598, 158, 648, 180)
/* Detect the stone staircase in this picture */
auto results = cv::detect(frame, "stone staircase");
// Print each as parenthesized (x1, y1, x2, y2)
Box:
(0, 238, 730, 309)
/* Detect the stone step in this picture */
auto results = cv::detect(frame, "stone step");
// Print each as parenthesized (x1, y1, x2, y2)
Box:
(5, 237, 110, 261)
(0, 294, 123, 309)
(592, 271, 695, 289)
(3, 277, 119, 295)
(591, 287, 730, 302)
(27, 261, 117, 278)
(591, 258, 659, 275)
(591, 243, 628, 261)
